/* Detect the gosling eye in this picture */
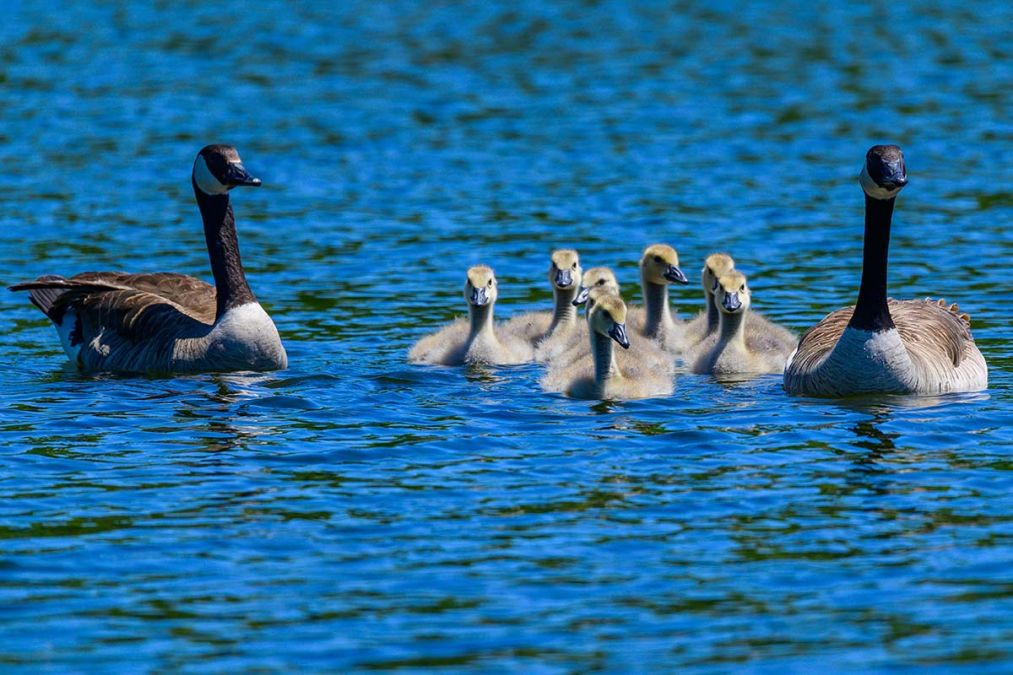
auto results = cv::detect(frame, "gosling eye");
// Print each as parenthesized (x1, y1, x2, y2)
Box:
(596, 279, 605, 286)
(653, 255, 662, 263)
(740, 284, 746, 291)
(572, 262, 577, 269)
(488, 279, 494, 286)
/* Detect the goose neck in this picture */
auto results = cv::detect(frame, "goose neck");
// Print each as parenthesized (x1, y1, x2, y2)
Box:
(195, 181, 257, 318)
(642, 276, 673, 337)
(468, 302, 495, 340)
(591, 330, 620, 386)
(850, 194, 895, 331)
(717, 309, 747, 348)
(706, 292, 720, 333)
(549, 285, 579, 331)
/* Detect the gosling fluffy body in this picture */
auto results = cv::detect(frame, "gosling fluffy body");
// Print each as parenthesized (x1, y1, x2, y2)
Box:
(542, 290, 674, 400)
(686, 270, 795, 374)
(408, 265, 534, 366)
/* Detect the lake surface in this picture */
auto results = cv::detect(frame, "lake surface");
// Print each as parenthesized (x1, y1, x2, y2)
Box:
(1, 0, 1011, 671)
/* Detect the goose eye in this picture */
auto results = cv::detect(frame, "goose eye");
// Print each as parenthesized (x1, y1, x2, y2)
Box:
(596, 279, 605, 286)
(488, 279, 493, 286)
(572, 262, 577, 269)
(740, 284, 745, 291)
(653, 255, 662, 263)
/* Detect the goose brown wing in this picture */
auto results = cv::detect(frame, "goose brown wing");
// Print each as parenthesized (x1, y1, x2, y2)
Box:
(890, 298, 970, 368)
(70, 272, 216, 324)
(791, 306, 853, 371)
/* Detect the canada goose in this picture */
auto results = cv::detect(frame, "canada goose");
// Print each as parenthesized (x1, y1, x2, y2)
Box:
(542, 291, 674, 400)
(503, 249, 583, 360)
(630, 243, 689, 354)
(408, 265, 534, 366)
(783, 145, 988, 396)
(686, 270, 794, 374)
(10, 145, 287, 374)
(684, 253, 734, 345)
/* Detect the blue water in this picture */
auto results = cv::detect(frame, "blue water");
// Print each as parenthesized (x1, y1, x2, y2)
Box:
(1, 0, 1011, 671)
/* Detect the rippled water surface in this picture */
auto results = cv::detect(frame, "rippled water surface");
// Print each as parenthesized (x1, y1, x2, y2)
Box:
(1, 1, 1011, 671)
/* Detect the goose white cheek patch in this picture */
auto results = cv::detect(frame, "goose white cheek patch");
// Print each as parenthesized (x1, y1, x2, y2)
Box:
(194, 155, 229, 195)
(859, 163, 903, 201)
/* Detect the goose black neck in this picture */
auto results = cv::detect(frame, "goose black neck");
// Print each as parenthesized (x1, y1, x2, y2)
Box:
(194, 180, 257, 317)
(850, 194, 895, 331)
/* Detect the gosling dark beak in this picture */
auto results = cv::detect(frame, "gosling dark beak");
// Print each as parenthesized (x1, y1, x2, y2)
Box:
(555, 268, 573, 288)
(664, 265, 689, 285)
(572, 286, 590, 306)
(722, 292, 742, 312)
(225, 162, 262, 188)
(608, 322, 630, 349)
(470, 287, 490, 307)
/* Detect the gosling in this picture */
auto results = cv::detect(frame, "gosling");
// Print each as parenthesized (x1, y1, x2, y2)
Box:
(684, 252, 735, 346)
(684, 252, 796, 353)
(503, 249, 583, 361)
(629, 243, 690, 355)
(686, 270, 796, 375)
(408, 265, 534, 366)
(542, 291, 675, 400)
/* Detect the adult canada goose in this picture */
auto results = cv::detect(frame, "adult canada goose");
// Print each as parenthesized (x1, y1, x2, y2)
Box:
(629, 243, 689, 354)
(686, 271, 794, 374)
(10, 145, 287, 374)
(783, 145, 988, 396)
(542, 291, 674, 399)
(408, 265, 534, 366)
(503, 249, 583, 360)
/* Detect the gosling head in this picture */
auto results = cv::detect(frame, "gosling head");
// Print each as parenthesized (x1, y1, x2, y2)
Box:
(584, 285, 620, 313)
(464, 265, 497, 307)
(573, 266, 621, 306)
(715, 270, 751, 315)
(589, 294, 630, 349)
(549, 249, 582, 291)
(702, 253, 735, 298)
(640, 244, 689, 286)
(192, 144, 262, 196)
(859, 144, 908, 201)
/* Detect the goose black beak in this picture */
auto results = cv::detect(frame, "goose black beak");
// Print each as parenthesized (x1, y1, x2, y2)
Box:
(555, 268, 573, 288)
(572, 286, 590, 306)
(664, 265, 689, 284)
(225, 162, 262, 187)
(470, 287, 490, 306)
(722, 292, 742, 312)
(608, 323, 630, 349)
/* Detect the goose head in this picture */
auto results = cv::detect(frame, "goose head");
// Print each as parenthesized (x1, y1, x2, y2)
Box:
(193, 144, 262, 196)
(640, 244, 689, 286)
(859, 145, 908, 201)
(549, 249, 582, 291)
(573, 266, 621, 306)
(715, 270, 751, 315)
(589, 293, 630, 349)
(464, 265, 498, 307)
(702, 253, 735, 299)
